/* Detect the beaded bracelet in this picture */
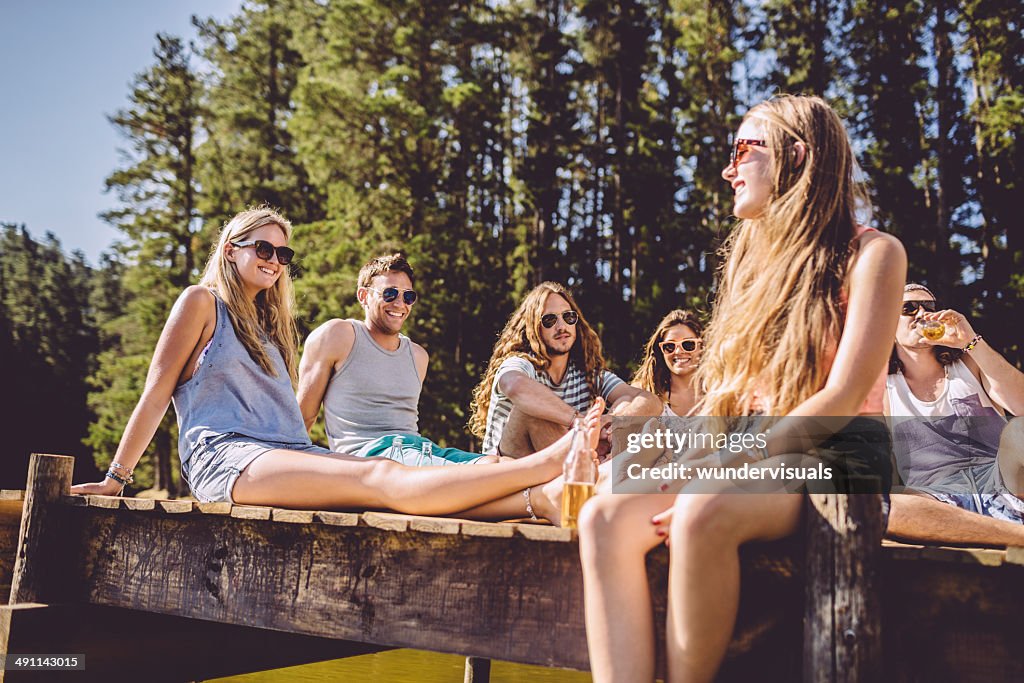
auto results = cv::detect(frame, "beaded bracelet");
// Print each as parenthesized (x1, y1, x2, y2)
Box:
(109, 462, 134, 482)
(962, 335, 982, 353)
(523, 487, 538, 521)
(105, 470, 129, 487)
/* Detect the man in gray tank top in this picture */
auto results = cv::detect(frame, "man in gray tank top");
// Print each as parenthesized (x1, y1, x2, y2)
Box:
(297, 254, 494, 466)
(884, 283, 1024, 546)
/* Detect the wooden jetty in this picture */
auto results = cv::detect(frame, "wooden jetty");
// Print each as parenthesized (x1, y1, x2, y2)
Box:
(1, 453, 1022, 682)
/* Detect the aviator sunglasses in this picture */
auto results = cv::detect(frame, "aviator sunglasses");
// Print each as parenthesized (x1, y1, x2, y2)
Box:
(660, 339, 701, 354)
(367, 286, 418, 306)
(901, 300, 937, 317)
(230, 240, 295, 266)
(541, 310, 579, 329)
(730, 138, 767, 170)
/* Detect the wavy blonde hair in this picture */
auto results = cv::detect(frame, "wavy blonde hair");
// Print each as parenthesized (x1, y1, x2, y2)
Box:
(469, 282, 607, 438)
(199, 206, 299, 380)
(631, 309, 703, 402)
(695, 95, 868, 417)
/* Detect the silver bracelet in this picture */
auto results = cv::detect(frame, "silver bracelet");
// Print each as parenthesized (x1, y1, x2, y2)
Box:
(523, 487, 538, 521)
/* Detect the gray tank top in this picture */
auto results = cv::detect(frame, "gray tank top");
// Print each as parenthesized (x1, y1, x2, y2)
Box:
(323, 320, 421, 454)
(172, 292, 311, 466)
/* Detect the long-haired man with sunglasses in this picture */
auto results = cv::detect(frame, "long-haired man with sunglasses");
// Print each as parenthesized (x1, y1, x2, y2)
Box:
(469, 282, 660, 458)
(884, 283, 1024, 546)
(298, 253, 492, 465)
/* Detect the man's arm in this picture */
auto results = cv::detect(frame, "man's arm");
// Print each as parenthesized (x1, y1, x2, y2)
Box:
(963, 341, 1024, 416)
(498, 370, 578, 427)
(605, 381, 661, 416)
(887, 491, 1024, 547)
(411, 342, 429, 384)
(297, 320, 355, 433)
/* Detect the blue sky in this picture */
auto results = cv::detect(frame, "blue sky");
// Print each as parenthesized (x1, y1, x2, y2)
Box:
(0, 0, 240, 264)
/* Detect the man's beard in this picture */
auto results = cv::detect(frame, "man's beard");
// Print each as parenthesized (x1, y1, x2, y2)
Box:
(545, 341, 572, 357)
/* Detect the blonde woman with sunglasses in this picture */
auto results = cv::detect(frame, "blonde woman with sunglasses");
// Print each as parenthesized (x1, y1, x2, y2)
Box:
(72, 206, 600, 518)
(577, 96, 907, 682)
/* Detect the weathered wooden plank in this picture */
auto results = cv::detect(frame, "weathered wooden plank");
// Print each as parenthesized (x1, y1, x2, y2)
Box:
(0, 603, 389, 682)
(122, 498, 156, 512)
(461, 521, 515, 538)
(804, 493, 883, 683)
(408, 515, 462, 535)
(195, 501, 232, 515)
(880, 553, 1024, 682)
(60, 496, 88, 507)
(272, 508, 316, 524)
(86, 495, 121, 510)
(230, 505, 272, 521)
(514, 523, 574, 543)
(156, 499, 193, 514)
(361, 511, 409, 532)
(315, 511, 359, 526)
(1004, 546, 1024, 566)
(9, 454, 74, 604)
(464, 656, 491, 683)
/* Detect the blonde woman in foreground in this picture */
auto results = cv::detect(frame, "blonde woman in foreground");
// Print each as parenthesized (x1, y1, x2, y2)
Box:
(71, 206, 599, 518)
(577, 95, 907, 682)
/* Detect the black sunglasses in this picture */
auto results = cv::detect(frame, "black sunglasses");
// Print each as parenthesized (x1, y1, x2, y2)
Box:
(660, 339, 701, 354)
(541, 310, 579, 329)
(901, 300, 937, 317)
(230, 240, 295, 266)
(368, 286, 418, 306)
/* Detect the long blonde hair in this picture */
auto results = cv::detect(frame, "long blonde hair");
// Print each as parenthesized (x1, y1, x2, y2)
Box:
(631, 310, 703, 402)
(469, 282, 607, 438)
(199, 206, 299, 380)
(696, 95, 867, 417)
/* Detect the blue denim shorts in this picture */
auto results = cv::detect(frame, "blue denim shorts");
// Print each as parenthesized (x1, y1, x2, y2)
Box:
(182, 433, 333, 503)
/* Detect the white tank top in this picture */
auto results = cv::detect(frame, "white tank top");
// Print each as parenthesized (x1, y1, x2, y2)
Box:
(886, 360, 1005, 488)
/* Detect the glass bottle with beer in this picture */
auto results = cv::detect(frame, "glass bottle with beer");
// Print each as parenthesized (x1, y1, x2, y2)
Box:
(920, 319, 945, 341)
(561, 416, 598, 529)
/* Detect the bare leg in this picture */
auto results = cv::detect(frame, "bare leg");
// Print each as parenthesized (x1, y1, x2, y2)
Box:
(887, 491, 1024, 546)
(231, 430, 573, 514)
(997, 417, 1024, 497)
(666, 488, 802, 683)
(498, 407, 567, 458)
(578, 493, 674, 683)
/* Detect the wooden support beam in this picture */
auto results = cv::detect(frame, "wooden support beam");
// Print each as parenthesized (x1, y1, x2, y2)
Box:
(9, 454, 73, 604)
(0, 603, 388, 682)
(804, 493, 883, 683)
(463, 656, 491, 683)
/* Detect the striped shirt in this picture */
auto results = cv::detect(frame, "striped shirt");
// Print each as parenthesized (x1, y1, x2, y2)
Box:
(480, 355, 625, 454)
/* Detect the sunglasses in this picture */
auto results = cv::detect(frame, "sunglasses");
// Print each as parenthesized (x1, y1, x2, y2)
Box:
(541, 310, 579, 329)
(367, 286, 418, 305)
(729, 138, 767, 169)
(901, 300, 937, 317)
(230, 240, 295, 266)
(660, 339, 701, 354)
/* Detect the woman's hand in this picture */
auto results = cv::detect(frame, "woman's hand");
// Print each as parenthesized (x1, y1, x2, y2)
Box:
(70, 477, 124, 497)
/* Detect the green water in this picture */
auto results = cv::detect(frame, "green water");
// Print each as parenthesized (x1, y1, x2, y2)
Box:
(212, 649, 592, 682)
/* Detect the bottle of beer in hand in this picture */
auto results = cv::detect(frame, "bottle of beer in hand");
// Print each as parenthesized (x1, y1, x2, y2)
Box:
(562, 416, 598, 529)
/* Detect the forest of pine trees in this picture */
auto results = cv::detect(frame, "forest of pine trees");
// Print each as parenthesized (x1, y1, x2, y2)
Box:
(4, 0, 1020, 492)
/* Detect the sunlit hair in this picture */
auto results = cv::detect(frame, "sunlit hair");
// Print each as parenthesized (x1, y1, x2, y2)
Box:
(199, 206, 299, 381)
(696, 95, 869, 417)
(631, 310, 703, 403)
(358, 253, 415, 289)
(888, 283, 961, 373)
(469, 282, 607, 438)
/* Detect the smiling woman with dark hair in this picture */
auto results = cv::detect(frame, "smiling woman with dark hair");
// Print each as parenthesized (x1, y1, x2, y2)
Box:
(631, 309, 704, 417)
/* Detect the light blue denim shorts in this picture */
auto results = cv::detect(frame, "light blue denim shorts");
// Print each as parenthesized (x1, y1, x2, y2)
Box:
(182, 433, 333, 503)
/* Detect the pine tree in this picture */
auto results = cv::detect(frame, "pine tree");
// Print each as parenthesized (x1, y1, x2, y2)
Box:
(85, 34, 203, 494)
